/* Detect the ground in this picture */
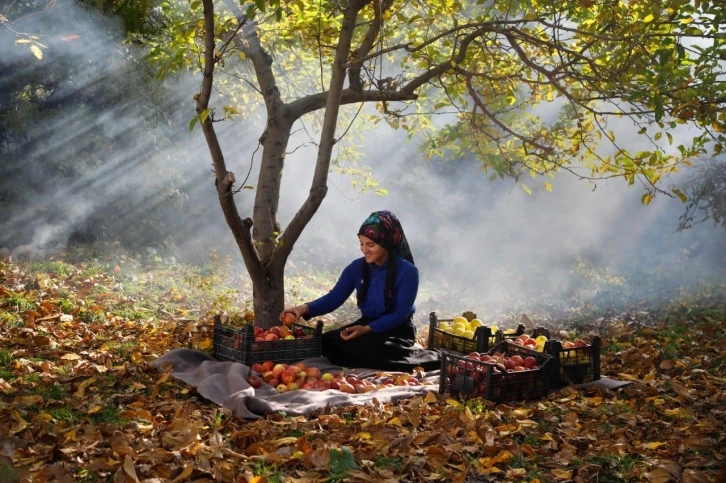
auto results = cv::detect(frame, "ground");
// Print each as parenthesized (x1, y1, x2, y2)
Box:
(0, 253, 724, 482)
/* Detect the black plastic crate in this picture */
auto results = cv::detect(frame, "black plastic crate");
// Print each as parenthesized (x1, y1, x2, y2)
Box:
(428, 312, 529, 354)
(544, 336, 601, 387)
(439, 341, 552, 403)
(428, 312, 494, 354)
(212, 315, 324, 365)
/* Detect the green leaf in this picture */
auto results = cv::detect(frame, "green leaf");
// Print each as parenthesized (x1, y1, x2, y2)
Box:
(521, 184, 532, 196)
(255, 0, 266, 12)
(188, 115, 200, 131)
(654, 95, 664, 122)
(654, 132, 662, 141)
(329, 447, 359, 481)
(666, 132, 673, 145)
(190, 0, 200, 10)
(672, 188, 688, 203)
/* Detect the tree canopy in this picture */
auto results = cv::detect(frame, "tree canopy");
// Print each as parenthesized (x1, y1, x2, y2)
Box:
(132, 0, 726, 325)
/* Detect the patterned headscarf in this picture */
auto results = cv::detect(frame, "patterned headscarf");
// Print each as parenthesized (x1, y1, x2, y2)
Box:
(358, 210, 414, 265)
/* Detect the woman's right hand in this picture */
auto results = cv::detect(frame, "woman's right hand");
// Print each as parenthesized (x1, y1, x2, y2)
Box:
(279, 304, 308, 325)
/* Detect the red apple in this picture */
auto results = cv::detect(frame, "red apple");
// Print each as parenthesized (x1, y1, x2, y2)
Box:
(262, 361, 275, 372)
(264, 333, 279, 341)
(307, 377, 318, 386)
(253, 327, 264, 337)
(247, 375, 263, 388)
(337, 382, 355, 394)
(574, 339, 588, 348)
(269, 378, 280, 387)
(523, 356, 537, 368)
(307, 367, 322, 379)
(281, 370, 297, 384)
(250, 363, 264, 374)
(346, 375, 359, 384)
(294, 362, 307, 371)
(301, 382, 315, 390)
(262, 371, 275, 383)
(329, 380, 341, 390)
(510, 355, 524, 367)
(269, 326, 282, 337)
(314, 380, 330, 391)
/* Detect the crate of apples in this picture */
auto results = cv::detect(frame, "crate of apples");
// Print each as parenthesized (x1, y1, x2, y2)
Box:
(440, 340, 553, 403)
(213, 315, 324, 365)
(544, 336, 601, 387)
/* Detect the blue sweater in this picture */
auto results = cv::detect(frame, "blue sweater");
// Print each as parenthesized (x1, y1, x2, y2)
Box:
(304, 256, 418, 333)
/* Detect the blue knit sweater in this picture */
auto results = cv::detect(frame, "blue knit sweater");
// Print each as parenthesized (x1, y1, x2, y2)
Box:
(304, 256, 418, 332)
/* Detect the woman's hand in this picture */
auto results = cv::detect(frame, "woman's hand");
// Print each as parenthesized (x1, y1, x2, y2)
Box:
(279, 305, 308, 325)
(340, 324, 372, 341)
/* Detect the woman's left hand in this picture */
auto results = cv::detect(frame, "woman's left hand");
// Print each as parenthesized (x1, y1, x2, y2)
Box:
(340, 325, 372, 341)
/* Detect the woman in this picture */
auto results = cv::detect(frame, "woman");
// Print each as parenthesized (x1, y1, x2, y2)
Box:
(280, 210, 440, 372)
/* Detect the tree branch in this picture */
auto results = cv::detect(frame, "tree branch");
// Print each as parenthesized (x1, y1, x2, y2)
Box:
(199, 0, 264, 282)
(274, 0, 366, 267)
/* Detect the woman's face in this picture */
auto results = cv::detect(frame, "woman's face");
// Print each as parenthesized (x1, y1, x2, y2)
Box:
(359, 235, 389, 265)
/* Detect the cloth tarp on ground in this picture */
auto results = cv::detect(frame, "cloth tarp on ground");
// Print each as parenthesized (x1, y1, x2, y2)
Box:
(152, 348, 439, 420)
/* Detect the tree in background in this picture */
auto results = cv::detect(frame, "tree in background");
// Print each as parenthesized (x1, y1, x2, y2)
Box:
(146, 0, 723, 326)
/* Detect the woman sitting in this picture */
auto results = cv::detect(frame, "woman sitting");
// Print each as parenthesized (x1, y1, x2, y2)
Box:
(281, 210, 440, 372)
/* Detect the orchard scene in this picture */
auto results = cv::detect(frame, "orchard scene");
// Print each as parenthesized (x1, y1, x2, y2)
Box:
(1, 0, 725, 481)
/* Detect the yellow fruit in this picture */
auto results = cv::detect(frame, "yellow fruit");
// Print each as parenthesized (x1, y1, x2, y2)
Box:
(442, 326, 453, 333)
(534, 343, 544, 352)
(535, 335, 548, 344)
(453, 328, 465, 336)
(470, 319, 483, 328)
(439, 322, 451, 331)
(463, 330, 475, 339)
(490, 326, 499, 333)
(503, 329, 516, 335)
(452, 322, 466, 332)
(452, 316, 468, 325)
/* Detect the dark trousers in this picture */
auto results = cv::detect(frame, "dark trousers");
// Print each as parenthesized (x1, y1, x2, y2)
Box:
(321, 317, 440, 372)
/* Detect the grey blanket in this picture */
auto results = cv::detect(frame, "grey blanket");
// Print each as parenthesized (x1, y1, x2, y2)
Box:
(152, 349, 440, 419)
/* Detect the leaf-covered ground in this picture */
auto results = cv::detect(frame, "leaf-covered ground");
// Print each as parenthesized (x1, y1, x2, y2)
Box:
(0, 257, 724, 483)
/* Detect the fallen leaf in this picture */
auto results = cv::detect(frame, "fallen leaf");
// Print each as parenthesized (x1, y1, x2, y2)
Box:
(123, 454, 140, 482)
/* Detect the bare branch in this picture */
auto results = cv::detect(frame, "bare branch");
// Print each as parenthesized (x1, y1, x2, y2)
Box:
(198, 0, 264, 281)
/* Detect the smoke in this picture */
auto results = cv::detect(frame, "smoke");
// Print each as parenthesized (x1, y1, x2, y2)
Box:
(1, 1, 725, 319)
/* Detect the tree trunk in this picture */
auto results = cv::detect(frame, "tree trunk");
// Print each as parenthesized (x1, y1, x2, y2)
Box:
(250, 263, 285, 330)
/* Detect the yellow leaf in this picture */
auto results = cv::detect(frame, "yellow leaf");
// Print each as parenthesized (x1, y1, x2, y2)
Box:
(30, 45, 43, 59)
(131, 352, 144, 364)
(521, 184, 532, 196)
(552, 468, 573, 480)
(74, 377, 97, 398)
(643, 13, 654, 23)
(61, 353, 81, 360)
(424, 391, 437, 403)
(88, 405, 103, 414)
(544, 181, 552, 192)
(446, 399, 461, 407)
(275, 437, 299, 446)
(198, 338, 212, 350)
(643, 441, 668, 450)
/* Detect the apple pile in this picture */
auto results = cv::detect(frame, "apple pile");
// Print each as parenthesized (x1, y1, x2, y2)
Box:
(246, 361, 426, 393)
(465, 351, 541, 372)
